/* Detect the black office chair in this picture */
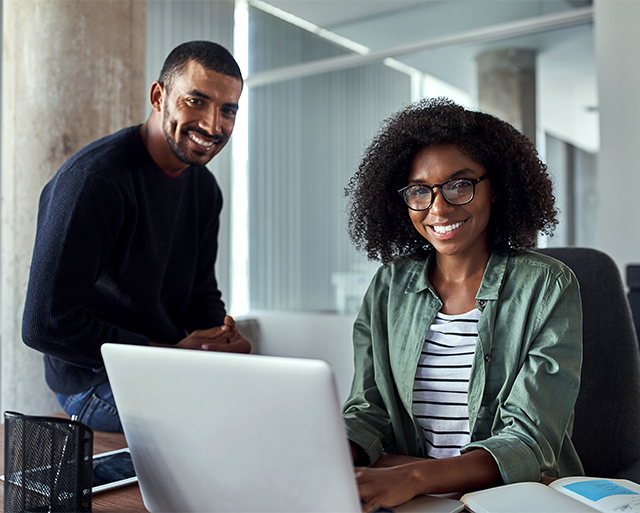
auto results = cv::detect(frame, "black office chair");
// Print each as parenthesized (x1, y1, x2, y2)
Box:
(535, 247, 640, 483)
(628, 265, 640, 343)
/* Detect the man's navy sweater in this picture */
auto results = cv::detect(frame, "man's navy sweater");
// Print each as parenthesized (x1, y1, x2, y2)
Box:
(22, 126, 226, 395)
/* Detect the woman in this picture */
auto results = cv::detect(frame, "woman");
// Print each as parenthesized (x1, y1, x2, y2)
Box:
(342, 98, 584, 511)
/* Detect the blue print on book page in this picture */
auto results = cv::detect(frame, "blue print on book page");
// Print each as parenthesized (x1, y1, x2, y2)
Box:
(563, 480, 638, 501)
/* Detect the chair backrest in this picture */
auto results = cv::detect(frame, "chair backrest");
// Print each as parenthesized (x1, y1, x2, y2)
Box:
(628, 265, 640, 343)
(535, 247, 640, 479)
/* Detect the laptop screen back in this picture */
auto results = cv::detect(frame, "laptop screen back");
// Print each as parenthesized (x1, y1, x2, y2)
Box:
(101, 344, 361, 512)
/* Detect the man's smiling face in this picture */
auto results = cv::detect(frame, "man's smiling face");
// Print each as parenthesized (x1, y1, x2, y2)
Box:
(160, 60, 242, 169)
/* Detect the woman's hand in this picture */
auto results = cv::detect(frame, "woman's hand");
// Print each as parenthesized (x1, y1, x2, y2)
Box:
(356, 464, 423, 512)
(356, 449, 502, 512)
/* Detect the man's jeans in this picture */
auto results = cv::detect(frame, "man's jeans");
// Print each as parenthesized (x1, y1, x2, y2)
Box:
(57, 381, 123, 433)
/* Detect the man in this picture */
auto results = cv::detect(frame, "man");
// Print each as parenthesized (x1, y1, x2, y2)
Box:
(22, 41, 250, 432)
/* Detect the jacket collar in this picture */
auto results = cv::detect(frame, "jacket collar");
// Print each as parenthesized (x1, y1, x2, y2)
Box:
(476, 252, 509, 301)
(405, 251, 510, 301)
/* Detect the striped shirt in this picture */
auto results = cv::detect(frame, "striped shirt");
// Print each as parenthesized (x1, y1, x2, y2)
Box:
(413, 309, 480, 459)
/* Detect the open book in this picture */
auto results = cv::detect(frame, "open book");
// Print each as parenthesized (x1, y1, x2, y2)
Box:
(462, 477, 640, 513)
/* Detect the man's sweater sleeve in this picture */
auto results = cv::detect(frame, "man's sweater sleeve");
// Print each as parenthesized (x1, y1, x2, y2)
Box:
(22, 168, 147, 371)
(182, 177, 226, 332)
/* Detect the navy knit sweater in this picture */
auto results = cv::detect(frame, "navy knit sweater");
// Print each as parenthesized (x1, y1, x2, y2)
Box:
(22, 126, 226, 395)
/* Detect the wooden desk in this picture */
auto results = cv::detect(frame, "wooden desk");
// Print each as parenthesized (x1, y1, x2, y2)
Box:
(0, 418, 147, 512)
(0, 418, 464, 512)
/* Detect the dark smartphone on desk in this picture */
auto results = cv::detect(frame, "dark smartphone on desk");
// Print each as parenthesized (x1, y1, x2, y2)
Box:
(0, 447, 137, 495)
(92, 447, 137, 494)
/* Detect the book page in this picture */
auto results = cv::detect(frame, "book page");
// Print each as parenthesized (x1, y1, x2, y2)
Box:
(462, 482, 600, 513)
(551, 477, 640, 512)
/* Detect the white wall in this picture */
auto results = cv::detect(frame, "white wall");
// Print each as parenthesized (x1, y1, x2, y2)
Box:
(246, 6, 411, 313)
(594, 0, 640, 276)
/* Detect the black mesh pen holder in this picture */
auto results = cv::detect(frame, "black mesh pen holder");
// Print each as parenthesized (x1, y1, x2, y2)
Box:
(4, 411, 94, 512)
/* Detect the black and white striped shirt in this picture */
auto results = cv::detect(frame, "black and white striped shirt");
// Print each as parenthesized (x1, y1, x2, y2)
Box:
(413, 309, 480, 459)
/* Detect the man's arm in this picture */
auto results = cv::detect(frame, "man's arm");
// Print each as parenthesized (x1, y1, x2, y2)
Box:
(23, 170, 148, 370)
(167, 171, 249, 354)
(150, 315, 251, 353)
(182, 170, 227, 331)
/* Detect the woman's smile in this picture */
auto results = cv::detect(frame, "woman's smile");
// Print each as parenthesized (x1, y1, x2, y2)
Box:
(430, 220, 466, 235)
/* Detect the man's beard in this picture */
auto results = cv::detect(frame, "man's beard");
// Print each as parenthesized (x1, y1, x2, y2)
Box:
(162, 108, 226, 167)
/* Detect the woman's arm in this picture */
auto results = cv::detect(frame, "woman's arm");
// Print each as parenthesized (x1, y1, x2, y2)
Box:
(342, 268, 398, 466)
(356, 449, 501, 512)
(464, 258, 584, 483)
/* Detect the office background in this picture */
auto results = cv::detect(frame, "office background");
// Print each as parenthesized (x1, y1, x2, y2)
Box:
(0, 0, 637, 416)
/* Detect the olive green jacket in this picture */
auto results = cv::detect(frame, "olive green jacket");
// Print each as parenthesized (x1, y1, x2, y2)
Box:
(342, 251, 584, 484)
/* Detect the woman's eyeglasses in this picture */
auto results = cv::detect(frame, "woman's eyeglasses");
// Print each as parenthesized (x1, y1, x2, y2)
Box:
(398, 174, 489, 211)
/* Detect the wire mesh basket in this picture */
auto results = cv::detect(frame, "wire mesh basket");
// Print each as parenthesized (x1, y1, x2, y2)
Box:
(3, 411, 93, 512)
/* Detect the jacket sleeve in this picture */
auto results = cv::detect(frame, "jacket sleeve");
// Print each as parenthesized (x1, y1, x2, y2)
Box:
(22, 170, 148, 371)
(342, 268, 396, 465)
(464, 262, 584, 483)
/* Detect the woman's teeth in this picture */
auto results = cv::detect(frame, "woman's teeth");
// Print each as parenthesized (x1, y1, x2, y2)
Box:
(432, 221, 465, 234)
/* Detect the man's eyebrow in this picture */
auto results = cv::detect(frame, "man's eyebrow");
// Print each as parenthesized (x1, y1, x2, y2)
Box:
(184, 90, 239, 111)
(185, 89, 211, 100)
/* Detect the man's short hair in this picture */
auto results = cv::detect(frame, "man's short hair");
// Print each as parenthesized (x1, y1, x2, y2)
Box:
(158, 40, 243, 91)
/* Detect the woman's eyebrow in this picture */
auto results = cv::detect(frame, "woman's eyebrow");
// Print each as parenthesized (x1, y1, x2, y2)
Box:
(408, 167, 478, 184)
(449, 167, 477, 178)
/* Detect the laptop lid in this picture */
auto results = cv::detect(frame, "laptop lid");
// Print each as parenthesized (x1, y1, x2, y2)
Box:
(101, 343, 464, 513)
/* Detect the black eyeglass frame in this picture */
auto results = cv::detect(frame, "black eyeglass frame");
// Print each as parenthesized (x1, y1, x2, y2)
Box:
(397, 174, 489, 211)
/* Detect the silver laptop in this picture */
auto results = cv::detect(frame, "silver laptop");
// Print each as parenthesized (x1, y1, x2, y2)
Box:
(101, 343, 464, 513)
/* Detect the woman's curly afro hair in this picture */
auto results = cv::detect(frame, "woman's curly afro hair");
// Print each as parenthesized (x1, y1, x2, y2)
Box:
(345, 97, 558, 264)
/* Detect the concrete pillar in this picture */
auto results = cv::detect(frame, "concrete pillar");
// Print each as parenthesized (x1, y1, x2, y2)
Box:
(476, 48, 537, 144)
(594, 0, 640, 277)
(1, 0, 146, 415)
